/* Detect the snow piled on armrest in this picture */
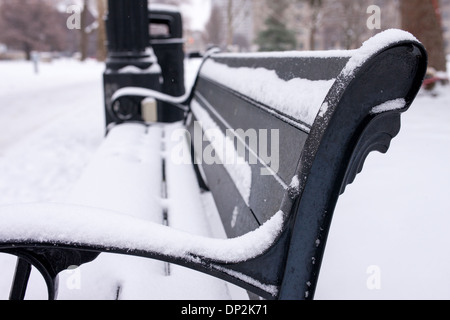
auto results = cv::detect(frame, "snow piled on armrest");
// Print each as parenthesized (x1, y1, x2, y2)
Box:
(0, 203, 284, 264)
(111, 87, 189, 105)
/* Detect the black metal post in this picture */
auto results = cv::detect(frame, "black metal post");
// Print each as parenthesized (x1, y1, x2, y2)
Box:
(103, 0, 162, 127)
(105, 0, 153, 69)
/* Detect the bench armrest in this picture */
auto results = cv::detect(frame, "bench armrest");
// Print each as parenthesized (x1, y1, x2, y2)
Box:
(0, 203, 285, 299)
(111, 87, 190, 112)
(110, 48, 221, 115)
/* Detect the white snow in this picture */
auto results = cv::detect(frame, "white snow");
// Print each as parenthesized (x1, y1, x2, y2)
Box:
(0, 203, 284, 264)
(117, 64, 162, 74)
(199, 59, 335, 127)
(316, 84, 450, 300)
(111, 85, 189, 106)
(149, 3, 180, 13)
(289, 175, 299, 190)
(197, 30, 419, 129)
(109, 50, 205, 106)
(371, 98, 406, 114)
(110, 55, 203, 106)
(0, 53, 449, 300)
(342, 29, 420, 77)
(67, 123, 164, 221)
(318, 102, 330, 118)
(212, 50, 354, 59)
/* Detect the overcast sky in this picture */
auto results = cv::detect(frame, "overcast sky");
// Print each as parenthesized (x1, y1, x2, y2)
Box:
(180, 0, 211, 31)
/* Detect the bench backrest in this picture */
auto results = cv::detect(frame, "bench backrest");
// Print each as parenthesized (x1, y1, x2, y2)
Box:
(187, 52, 346, 237)
(187, 29, 427, 298)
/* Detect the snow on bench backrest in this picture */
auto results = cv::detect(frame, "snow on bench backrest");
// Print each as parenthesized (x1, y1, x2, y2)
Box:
(188, 29, 425, 238)
(199, 51, 350, 129)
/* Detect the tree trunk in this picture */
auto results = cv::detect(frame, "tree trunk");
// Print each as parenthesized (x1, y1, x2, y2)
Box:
(80, 0, 89, 61)
(96, 0, 107, 61)
(400, 0, 447, 71)
(227, 0, 234, 48)
(307, 0, 323, 50)
(23, 42, 32, 61)
(309, 24, 316, 50)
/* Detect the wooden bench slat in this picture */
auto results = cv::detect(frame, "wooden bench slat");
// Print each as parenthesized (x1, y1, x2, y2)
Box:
(210, 51, 352, 81)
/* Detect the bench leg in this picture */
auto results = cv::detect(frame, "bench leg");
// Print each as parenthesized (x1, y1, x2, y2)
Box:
(9, 258, 32, 300)
(1, 247, 100, 300)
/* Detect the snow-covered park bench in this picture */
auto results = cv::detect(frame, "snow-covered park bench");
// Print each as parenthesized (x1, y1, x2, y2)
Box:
(0, 29, 426, 300)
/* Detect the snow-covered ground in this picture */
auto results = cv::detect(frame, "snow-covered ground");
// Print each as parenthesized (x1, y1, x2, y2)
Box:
(317, 83, 450, 300)
(0, 58, 449, 300)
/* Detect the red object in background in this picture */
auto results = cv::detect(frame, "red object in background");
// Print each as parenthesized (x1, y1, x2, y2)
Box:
(423, 67, 449, 90)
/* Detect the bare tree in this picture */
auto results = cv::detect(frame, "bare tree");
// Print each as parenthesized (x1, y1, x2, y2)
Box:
(400, 0, 447, 71)
(203, 0, 252, 50)
(318, 0, 371, 50)
(227, 0, 234, 47)
(339, 0, 369, 49)
(0, 0, 66, 60)
(75, 0, 103, 61)
(96, 0, 107, 61)
(154, 0, 190, 4)
(256, 0, 297, 51)
(293, 0, 324, 50)
(80, 0, 89, 61)
(307, 0, 323, 50)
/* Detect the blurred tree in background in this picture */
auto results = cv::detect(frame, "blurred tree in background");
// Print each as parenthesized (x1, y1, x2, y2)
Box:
(0, 0, 448, 63)
(80, 0, 89, 61)
(401, 0, 447, 72)
(0, 0, 65, 60)
(296, 0, 323, 50)
(255, 0, 297, 51)
(204, 4, 224, 47)
(96, 0, 107, 61)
